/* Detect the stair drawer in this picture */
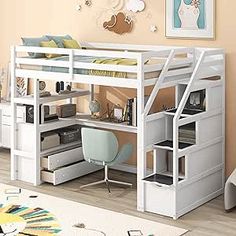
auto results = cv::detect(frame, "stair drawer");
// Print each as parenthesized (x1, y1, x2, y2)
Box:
(144, 182, 174, 218)
(41, 161, 101, 185)
(41, 147, 83, 171)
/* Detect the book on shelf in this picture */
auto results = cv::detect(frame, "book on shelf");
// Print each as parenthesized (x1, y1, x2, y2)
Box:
(126, 95, 149, 126)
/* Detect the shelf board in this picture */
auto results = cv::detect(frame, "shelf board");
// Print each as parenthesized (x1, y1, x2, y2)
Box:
(76, 114, 137, 133)
(40, 140, 82, 157)
(153, 140, 194, 151)
(39, 117, 76, 132)
(165, 108, 204, 117)
(21, 113, 137, 133)
(14, 89, 90, 105)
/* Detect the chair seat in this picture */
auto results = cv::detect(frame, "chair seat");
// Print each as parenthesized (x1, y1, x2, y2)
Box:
(224, 169, 236, 211)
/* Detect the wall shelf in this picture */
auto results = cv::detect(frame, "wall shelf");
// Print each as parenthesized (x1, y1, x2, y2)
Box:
(14, 89, 90, 105)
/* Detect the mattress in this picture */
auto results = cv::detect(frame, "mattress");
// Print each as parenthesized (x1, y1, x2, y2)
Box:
(19, 55, 190, 79)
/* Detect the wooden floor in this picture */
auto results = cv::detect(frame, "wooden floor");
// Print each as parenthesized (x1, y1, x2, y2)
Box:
(0, 149, 236, 236)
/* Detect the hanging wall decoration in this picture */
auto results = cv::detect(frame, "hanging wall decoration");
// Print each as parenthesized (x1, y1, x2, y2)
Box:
(165, 0, 215, 39)
(85, 0, 92, 7)
(126, 0, 145, 13)
(103, 12, 133, 35)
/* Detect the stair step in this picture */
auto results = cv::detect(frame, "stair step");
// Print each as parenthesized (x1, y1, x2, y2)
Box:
(153, 140, 194, 151)
(143, 173, 183, 186)
(165, 108, 204, 117)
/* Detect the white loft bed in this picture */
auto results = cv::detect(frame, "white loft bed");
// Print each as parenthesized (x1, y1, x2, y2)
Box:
(11, 42, 225, 219)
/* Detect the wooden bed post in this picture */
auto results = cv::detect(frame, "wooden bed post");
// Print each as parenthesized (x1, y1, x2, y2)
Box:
(10, 46, 17, 181)
(33, 78, 41, 186)
(137, 54, 145, 211)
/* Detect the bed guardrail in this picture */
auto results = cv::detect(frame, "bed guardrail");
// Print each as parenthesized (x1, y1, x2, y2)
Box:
(12, 45, 196, 89)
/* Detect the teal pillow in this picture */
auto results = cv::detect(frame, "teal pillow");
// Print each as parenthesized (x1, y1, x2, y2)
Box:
(22, 36, 49, 58)
(45, 35, 72, 48)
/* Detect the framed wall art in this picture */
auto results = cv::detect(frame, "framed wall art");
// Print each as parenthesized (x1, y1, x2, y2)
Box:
(165, 0, 215, 39)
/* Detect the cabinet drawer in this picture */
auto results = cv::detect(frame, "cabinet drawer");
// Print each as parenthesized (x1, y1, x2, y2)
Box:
(2, 105, 25, 117)
(2, 115, 24, 125)
(144, 182, 174, 217)
(41, 147, 84, 171)
(2, 125, 11, 148)
(41, 161, 101, 185)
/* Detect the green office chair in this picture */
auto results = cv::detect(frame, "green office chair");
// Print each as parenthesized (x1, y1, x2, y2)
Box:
(80, 128, 133, 192)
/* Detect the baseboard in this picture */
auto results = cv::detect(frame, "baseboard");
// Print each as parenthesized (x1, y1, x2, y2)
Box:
(110, 164, 152, 175)
(176, 188, 224, 218)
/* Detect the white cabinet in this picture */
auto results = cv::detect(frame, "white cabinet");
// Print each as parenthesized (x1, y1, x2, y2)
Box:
(2, 125, 11, 148)
(0, 103, 25, 149)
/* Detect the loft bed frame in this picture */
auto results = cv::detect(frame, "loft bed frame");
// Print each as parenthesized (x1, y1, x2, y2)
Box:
(10, 42, 225, 219)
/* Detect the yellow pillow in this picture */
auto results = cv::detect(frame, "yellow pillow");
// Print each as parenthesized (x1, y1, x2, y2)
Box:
(40, 40, 60, 58)
(63, 39, 81, 49)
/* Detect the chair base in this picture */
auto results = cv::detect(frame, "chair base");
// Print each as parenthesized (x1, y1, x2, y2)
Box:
(80, 165, 132, 193)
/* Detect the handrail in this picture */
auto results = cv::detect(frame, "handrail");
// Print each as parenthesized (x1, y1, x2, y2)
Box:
(143, 50, 176, 116)
(172, 51, 206, 190)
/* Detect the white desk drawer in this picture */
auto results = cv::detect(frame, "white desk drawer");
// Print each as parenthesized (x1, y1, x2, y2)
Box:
(2, 116, 24, 125)
(41, 147, 84, 171)
(2, 105, 25, 117)
(144, 182, 174, 218)
(2, 125, 11, 148)
(41, 160, 101, 185)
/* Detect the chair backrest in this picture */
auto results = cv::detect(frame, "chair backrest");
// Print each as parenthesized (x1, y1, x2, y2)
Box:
(81, 128, 119, 164)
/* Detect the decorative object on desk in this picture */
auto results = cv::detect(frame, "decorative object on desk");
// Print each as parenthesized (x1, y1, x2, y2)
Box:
(166, 0, 215, 39)
(0, 203, 61, 235)
(67, 84, 72, 91)
(89, 100, 101, 118)
(103, 12, 133, 35)
(57, 104, 76, 118)
(60, 81, 65, 91)
(113, 104, 123, 122)
(39, 80, 51, 97)
(126, 0, 145, 13)
(16, 77, 28, 97)
(56, 81, 61, 93)
(39, 80, 46, 91)
(185, 89, 205, 110)
(73, 222, 106, 236)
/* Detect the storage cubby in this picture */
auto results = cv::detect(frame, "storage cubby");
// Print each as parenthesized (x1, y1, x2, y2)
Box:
(179, 122, 196, 145)
(143, 149, 186, 187)
(176, 84, 206, 113)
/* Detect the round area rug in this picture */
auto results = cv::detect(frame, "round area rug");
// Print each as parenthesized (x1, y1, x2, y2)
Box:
(0, 204, 61, 235)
